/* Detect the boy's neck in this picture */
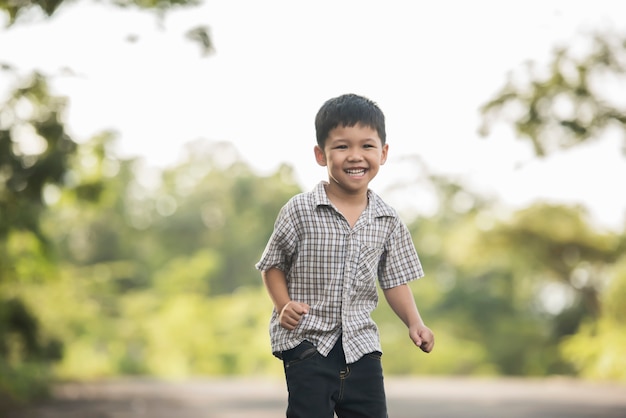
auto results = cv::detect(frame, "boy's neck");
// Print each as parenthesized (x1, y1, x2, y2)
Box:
(323, 182, 368, 228)
(323, 182, 368, 207)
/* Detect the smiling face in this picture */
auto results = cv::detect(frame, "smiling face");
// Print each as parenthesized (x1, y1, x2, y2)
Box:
(314, 123, 388, 197)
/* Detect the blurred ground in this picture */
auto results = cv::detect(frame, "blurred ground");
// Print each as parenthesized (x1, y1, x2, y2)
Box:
(4, 377, 626, 418)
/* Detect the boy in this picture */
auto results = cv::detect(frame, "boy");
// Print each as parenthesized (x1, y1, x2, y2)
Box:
(256, 93, 434, 418)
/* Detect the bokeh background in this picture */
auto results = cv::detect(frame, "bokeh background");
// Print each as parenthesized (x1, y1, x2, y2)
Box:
(1, 0, 625, 404)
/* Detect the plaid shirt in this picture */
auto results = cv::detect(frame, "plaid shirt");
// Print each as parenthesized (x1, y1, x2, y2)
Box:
(256, 181, 424, 363)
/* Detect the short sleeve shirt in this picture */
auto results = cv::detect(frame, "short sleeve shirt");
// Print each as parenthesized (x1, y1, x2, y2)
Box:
(255, 181, 424, 363)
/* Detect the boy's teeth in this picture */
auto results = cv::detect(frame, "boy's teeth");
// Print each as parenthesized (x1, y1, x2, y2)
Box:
(346, 169, 365, 175)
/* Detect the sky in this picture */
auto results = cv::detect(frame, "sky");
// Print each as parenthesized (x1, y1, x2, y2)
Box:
(2, 0, 626, 230)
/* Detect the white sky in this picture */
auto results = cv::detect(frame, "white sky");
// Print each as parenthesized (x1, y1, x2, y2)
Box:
(2, 0, 626, 230)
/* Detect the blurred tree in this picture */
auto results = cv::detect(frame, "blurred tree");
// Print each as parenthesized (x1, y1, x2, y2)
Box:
(479, 28, 626, 381)
(153, 140, 301, 294)
(371, 158, 623, 377)
(561, 252, 626, 381)
(0, 0, 213, 57)
(375, 172, 504, 376)
(468, 204, 620, 375)
(0, 72, 76, 243)
(0, 0, 211, 401)
(24, 136, 301, 379)
(1, 0, 197, 25)
(0, 73, 74, 400)
(479, 29, 626, 157)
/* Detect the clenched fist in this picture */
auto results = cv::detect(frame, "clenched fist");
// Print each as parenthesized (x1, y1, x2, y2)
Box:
(279, 301, 310, 330)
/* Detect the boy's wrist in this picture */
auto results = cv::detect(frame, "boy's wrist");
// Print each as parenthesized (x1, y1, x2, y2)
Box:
(408, 318, 425, 329)
(277, 300, 293, 313)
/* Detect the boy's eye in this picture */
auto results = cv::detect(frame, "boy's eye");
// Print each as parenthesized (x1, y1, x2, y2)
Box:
(334, 145, 348, 149)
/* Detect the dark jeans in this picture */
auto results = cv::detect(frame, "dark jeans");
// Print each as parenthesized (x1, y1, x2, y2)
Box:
(281, 338, 387, 418)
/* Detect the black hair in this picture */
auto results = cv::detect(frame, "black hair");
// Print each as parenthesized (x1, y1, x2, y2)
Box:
(314, 93, 386, 148)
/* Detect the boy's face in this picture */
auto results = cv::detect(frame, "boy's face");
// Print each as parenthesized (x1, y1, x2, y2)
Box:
(314, 123, 388, 195)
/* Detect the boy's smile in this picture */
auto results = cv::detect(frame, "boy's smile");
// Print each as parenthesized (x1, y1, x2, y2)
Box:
(314, 123, 388, 196)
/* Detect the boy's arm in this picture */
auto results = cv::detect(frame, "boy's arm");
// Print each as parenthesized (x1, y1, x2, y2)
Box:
(383, 283, 434, 353)
(262, 267, 309, 330)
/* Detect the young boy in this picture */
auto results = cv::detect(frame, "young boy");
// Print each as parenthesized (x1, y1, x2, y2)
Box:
(256, 93, 434, 418)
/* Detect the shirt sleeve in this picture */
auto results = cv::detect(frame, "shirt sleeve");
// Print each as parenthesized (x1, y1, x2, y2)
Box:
(377, 220, 424, 289)
(255, 202, 298, 274)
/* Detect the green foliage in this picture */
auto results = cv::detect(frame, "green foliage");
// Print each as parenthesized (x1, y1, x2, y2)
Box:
(474, 205, 617, 374)
(0, 72, 76, 242)
(4, 119, 625, 392)
(560, 254, 626, 381)
(0, 73, 76, 402)
(397, 186, 622, 377)
(478, 27, 626, 381)
(15, 135, 299, 381)
(154, 143, 300, 294)
(479, 30, 626, 156)
(374, 285, 499, 376)
(0, 0, 213, 402)
(3, 10, 626, 406)
(0, 0, 65, 24)
(18, 255, 278, 380)
(0, 0, 199, 26)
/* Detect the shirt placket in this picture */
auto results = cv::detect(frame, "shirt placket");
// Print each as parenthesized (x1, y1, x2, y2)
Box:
(340, 212, 371, 362)
(342, 228, 357, 312)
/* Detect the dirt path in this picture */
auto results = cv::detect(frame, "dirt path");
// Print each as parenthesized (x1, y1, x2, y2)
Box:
(5, 377, 626, 418)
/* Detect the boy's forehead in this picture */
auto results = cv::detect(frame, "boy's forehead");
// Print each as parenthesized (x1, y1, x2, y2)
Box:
(331, 122, 377, 132)
(327, 123, 382, 140)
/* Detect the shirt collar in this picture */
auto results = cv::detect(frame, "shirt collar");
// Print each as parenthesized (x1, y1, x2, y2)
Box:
(312, 181, 395, 219)
(312, 181, 332, 207)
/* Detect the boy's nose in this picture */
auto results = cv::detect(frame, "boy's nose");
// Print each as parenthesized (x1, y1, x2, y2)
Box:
(347, 150, 363, 161)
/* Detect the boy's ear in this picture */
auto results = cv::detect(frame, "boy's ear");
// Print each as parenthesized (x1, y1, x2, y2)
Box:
(314, 145, 327, 166)
(380, 143, 389, 165)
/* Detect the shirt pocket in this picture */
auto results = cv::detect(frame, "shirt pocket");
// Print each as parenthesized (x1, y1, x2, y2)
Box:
(357, 244, 384, 280)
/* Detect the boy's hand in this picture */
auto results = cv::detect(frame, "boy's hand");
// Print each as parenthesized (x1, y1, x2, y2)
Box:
(279, 301, 310, 330)
(409, 324, 434, 353)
